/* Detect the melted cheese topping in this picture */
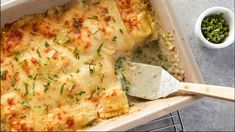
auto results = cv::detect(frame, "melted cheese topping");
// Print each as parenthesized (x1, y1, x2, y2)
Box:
(115, 0, 156, 44)
(0, 0, 154, 131)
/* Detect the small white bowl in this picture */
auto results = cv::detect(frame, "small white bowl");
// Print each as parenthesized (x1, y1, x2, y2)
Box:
(195, 7, 234, 49)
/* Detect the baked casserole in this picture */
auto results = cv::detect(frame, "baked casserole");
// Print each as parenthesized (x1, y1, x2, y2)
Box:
(0, 0, 184, 131)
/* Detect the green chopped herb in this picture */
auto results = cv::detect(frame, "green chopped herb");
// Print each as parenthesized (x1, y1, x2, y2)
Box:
(45, 41, 50, 47)
(69, 84, 76, 92)
(201, 13, 229, 44)
(97, 43, 103, 56)
(161, 64, 168, 71)
(60, 84, 65, 94)
(114, 57, 129, 92)
(75, 97, 79, 102)
(61, 67, 66, 74)
(14, 52, 20, 61)
(73, 48, 80, 60)
(76, 91, 86, 96)
(89, 90, 96, 99)
(32, 82, 36, 96)
(47, 73, 53, 80)
(76, 68, 80, 73)
(21, 101, 30, 107)
(115, 57, 125, 74)
(93, 29, 100, 34)
(112, 36, 117, 42)
(87, 61, 95, 74)
(88, 15, 99, 20)
(81, 0, 86, 4)
(43, 81, 50, 93)
(0, 70, 8, 80)
(113, 17, 116, 22)
(44, 105, 49, 113)
(119, 29, 123, 34)
(28, 74, 33, 78)
(54, 74, 59, 78)
(43, 57, 50, 66)
(101, 9, 109, 13)
(33, 73, 38, 80)
(11, 72, 18, 88)
(24, 83, 29, 97)
(157, 53, 163, 60)
(56, 34, 71, 45)
(120, 73, 129, 92)
(15, 56, 19, 61)
(36, 49, 41, 58)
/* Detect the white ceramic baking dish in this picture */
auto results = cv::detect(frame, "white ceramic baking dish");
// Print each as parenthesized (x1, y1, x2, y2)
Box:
(1, 0, 204, 131)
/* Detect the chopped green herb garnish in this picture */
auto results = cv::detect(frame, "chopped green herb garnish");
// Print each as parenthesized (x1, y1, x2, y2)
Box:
(54, 74, 59, 78)
(32, 82, 36, 96)
(61, 67, 66, 74)
(119, 29, 123, 34)
(28, 74, 33, 78)
(60, 84, 65, 94)
(114, 57, 130, 92)
(129, 103, 135, 107)
(43, 81, 50, 93)
(87, 61, 95, 74)
(36, 49, 41, 58)
(73, 48, 80, 60)
(97, 43, 103, 56)
(69, 84, 76, 92)
(55, 34, 71, 45)
(93, 29, 100, 34)
(47, 73, 53, 80)
(88, 15, 99, 20)
(75, 97, 79, 102)
(24, 83, 29, 97)
(0, 70, 7, 80)
(113, 17, 116, 22)
(33, 73, 38, 80)
(112, 36, 117, 42)
(161, 64, 168, 71)
(201, 13, 229, 44)
(115, 57, 125, 74)
(21, 101, 30, 107)
(76, 91, 86, 96)
(120, 73, 129, 92)
(14, 56, 19, 61)
(45, 41, 50, 47)
(89, 86, 101, 99)
(14, 52, 20, 61)
(43, 57, 50, 66)
(157, 53, 163, 60)
(89, 90, 96, 99)
(101, 9, 109, 13)
(76, 68, 80, 73)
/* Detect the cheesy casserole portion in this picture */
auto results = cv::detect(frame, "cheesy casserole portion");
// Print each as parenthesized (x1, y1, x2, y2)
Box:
(0, 0, 155, 131)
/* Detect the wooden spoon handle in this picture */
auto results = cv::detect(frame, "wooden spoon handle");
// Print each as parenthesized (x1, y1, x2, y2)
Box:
(179, 82, 235, 102)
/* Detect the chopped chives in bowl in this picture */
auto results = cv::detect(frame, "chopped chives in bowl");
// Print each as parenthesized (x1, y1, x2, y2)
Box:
(201, 13, 229, 44)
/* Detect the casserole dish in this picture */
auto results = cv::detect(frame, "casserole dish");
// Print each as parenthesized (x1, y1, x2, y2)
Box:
(1, 0, 204, 131)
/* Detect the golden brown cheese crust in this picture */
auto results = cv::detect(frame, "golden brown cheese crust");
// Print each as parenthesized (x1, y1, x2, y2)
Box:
(115, 0, 155, 44)
(1, 0, 155, 131)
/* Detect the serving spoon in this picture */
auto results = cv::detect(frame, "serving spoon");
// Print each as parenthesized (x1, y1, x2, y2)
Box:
(126, 62, 234, 102)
